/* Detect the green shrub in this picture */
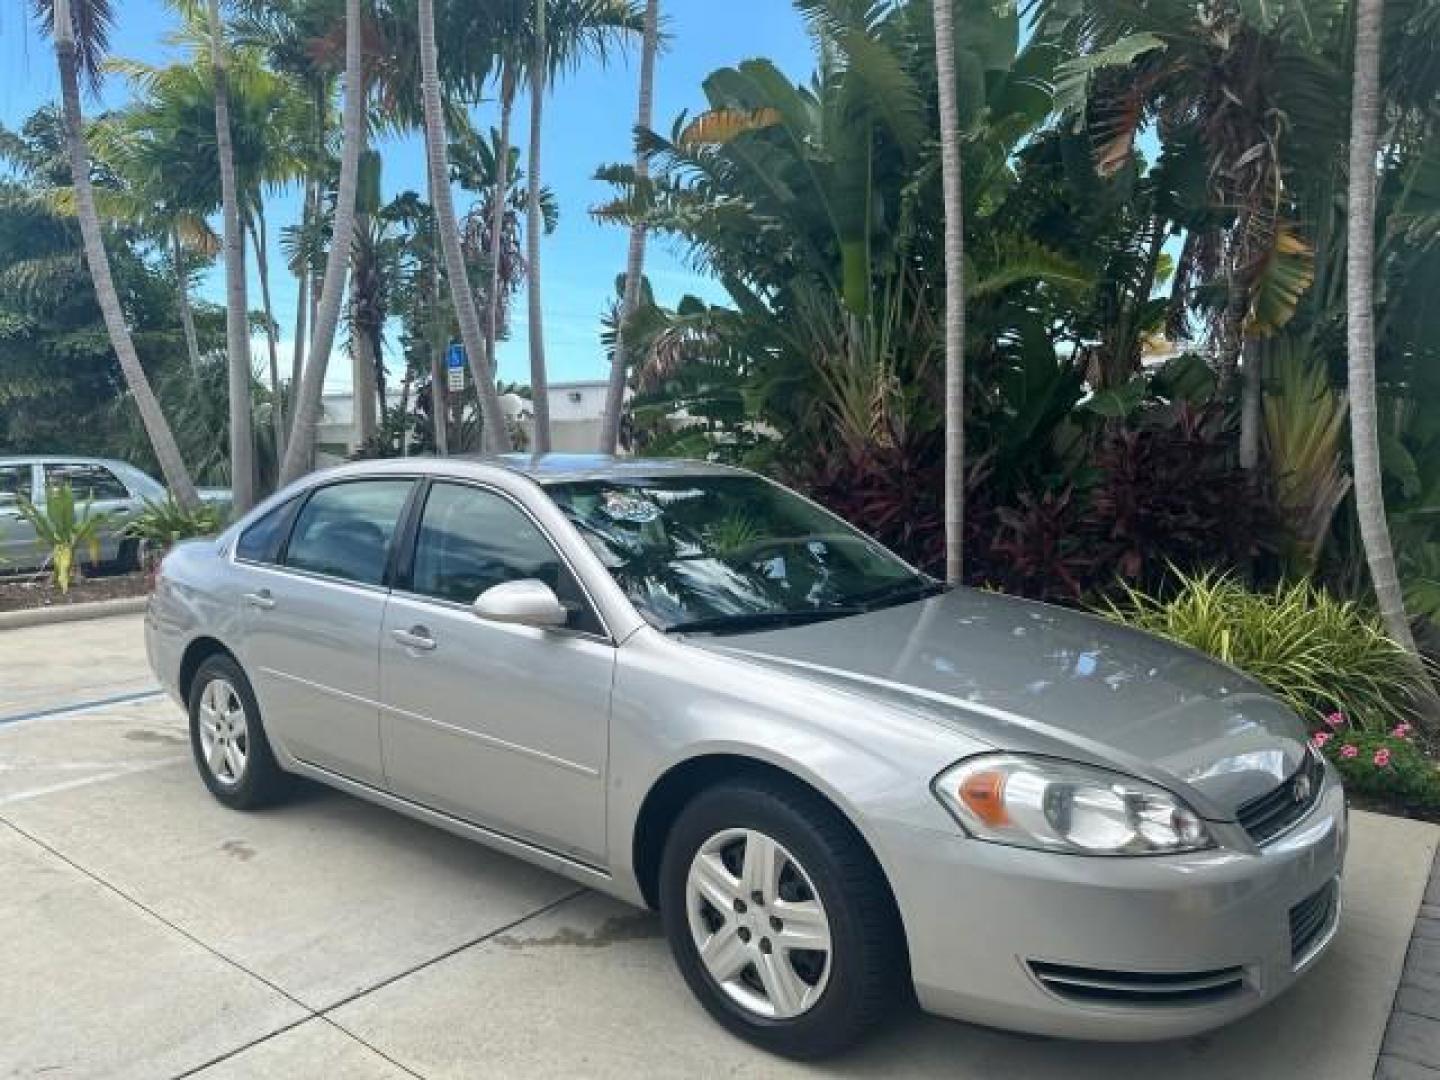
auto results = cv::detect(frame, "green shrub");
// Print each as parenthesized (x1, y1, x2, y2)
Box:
(123, 496, 226, 556)
(1312, 722, 1440, 815)
(18, 484, 109, 594)
(1102, 570, 1429, 730)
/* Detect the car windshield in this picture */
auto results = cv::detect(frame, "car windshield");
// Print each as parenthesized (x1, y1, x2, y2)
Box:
(544, 474, 940, 634)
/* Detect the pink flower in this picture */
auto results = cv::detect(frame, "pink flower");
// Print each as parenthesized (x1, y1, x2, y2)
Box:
(1374, 748, 1393, 768)
(1340, 744, 1359, 759)
(1311, 732, 1332, 749)
(1325, 712, 1347, 729)
(1392, 724, 1414, 740)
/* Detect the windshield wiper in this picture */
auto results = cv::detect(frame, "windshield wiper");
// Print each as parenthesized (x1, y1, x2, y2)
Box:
(852, 579, 950, 612)
(665, 607, 865, 637)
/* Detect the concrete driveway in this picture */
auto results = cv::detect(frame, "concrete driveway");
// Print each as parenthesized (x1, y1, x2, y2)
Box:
(1, 613, 1435, 1079)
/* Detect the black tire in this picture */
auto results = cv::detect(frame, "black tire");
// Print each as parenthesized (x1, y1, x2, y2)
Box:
(658, 776, 908, 1059)
(187, 654, 289, 811)
(114, 538, 141, 573)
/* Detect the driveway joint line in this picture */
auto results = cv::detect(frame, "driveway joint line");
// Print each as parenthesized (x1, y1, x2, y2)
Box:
(2, 810, 590, 1078)
(315, 887, 589, 1017)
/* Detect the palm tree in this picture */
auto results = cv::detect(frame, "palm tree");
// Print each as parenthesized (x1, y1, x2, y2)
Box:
(526, 0, 553, 452)
(40, 0, 200, 509)
(1347, 0, 1422, 660)
(599, 0, 658, 454)
(280, 0, 364, 485)
(207, 0, 255, 513)
(932, 0, 965, 584)
(418, 0, 512, 452)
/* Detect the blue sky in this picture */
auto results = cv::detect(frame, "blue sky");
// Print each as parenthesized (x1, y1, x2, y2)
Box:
(0, 2, 814, 391)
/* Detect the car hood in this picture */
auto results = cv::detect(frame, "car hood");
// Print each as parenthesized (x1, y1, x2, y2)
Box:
(698, 588, 1309, 816)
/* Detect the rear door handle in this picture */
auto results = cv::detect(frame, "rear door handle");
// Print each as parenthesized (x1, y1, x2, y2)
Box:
(392, 626, 437, 652)
(243, 589, 276, 611)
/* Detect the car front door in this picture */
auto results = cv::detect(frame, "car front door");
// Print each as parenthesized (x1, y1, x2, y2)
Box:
(379, 480, 614, 865)
(238, 478, 415, 788)
(0, 464, 39, 568)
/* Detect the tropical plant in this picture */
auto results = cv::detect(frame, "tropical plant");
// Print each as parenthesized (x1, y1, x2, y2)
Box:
(33, 0, 201, 509)
(1104, 570, 1430, 730)
(418, 0, 512, 452)
(600, 0, 659, 453)
(205, 0, 256, 513)
(18, 483, 109, 593)
(1347, 0, 1424, 664)
(280, 0, 363, 485)
(932, 0, 965, 584)
(1313, 721, 1440, 816)
(1262, 343, 1350, 575)
(122, 495, 226, 559)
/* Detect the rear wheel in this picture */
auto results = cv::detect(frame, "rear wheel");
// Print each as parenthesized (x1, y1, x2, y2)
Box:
(187, 654, 288, 810)
(659, 777, 907, 1059)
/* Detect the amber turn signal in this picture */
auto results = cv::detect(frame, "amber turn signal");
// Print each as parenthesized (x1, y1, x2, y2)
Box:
(958, 769, 1010, 827)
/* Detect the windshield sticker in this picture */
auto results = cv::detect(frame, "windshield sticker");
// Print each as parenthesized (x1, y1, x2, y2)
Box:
(600, 490, 662, 524)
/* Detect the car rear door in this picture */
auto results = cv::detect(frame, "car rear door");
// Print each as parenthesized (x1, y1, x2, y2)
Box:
(236, 477, 416, 787)
(0, 463, 39, 568)
(41, 462, 138, 563)
(378, 479, 614, 865)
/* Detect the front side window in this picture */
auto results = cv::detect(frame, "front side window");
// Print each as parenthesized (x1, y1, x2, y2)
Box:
(410, 482, 602, 634)
(43, 463, 129, 502)
(545, 474, 939, 634)
(284, 480, 413, 586)
(0, 465, 32, 509)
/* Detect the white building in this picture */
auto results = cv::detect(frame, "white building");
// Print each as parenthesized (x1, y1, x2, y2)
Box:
(318, 379, 620, 461)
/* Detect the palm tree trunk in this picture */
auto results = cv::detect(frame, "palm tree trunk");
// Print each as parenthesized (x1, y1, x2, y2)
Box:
(933, 0, 966, 585)
(280, 0, 366, 485)
(1347, 0, 1424, 662)
(172, 227, 203, 377)
(1239, 338, 1262, 470)
(482, 69, 516, 421)
(52, 2, 200, 510)
(600, 0, 659, 454)
(526, 0, 553, 453)
(417, 0, 512, 452)
(209, 0, 255, 513)
(247, 210, 287, 464)
(290, 187, 310, 403)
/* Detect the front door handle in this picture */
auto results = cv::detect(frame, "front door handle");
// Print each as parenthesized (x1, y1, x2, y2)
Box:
(392, 626, 437, 652)
(243, 589, 276, 611)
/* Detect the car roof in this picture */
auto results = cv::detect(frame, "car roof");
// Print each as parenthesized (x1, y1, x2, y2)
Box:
(311, 454, 749, 486)
(0, 455, 141, 469)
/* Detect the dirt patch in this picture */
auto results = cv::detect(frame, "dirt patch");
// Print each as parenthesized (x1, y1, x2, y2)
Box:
(0, 571, 149, 613)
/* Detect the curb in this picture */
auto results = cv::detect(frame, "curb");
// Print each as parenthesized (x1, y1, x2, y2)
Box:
(0, 595, 149, 631)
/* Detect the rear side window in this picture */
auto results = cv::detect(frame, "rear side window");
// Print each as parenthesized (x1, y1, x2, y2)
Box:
(43, 463, 129, 501)
(236, 498, 298, 565)
(284, 480, 413, 586)
(0, 464, 32, 510)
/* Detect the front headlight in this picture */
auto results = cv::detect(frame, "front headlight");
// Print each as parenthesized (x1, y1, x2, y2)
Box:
(932, 754, 1214, 856)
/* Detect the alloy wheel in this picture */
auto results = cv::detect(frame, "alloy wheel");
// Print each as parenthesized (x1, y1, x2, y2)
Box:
(197, 678, 249, 786)
(685, 828, 833, 1020)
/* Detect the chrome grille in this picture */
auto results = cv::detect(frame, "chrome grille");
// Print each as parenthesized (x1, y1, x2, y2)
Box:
(1236, 749, 1326, 844)
(1028, 961, 1248, 1007)
(1290, 880, 1338, 962)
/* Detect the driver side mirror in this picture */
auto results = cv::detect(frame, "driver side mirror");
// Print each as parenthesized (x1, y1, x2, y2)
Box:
(472, 579, 569, 629)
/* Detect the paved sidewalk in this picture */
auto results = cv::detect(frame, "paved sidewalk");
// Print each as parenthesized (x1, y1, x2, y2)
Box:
(1378, 848, 1440, 1078)
(2, 614, 1437, 1078)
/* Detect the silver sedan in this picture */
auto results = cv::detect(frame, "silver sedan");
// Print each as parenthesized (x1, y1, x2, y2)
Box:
(145, 455, 1346, 1058)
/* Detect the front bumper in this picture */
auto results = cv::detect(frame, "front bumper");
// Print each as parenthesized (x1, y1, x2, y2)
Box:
(875, 767, 1347, 1041)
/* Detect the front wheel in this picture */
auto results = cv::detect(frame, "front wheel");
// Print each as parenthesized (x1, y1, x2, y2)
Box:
(659, 777, 907, 1059)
